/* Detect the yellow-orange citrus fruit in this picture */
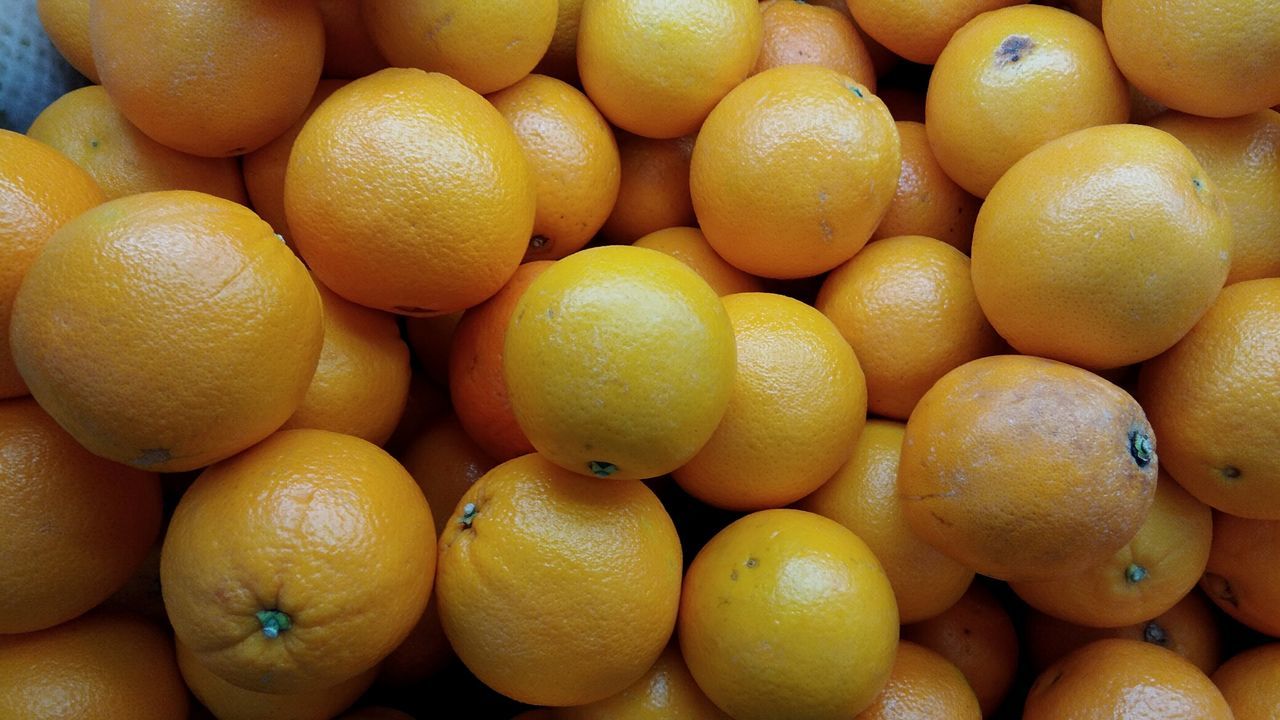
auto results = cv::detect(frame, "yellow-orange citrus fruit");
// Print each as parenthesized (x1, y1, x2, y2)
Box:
(925, 5, 1129, 197)
(318, 0, 388, 79)
(854, 641, 982, 720)
(1102, 0, 1280, 118)
(362, 0, 556, 95)
(673, 292, 867, 510)
(899, 355, 1158, 582)
(680, 509, 898, 720)
(870, 121, 980, 251)
(0, 398, 161, 634)
(535, 0, 586, 82)
(377, 593, 453, 689)
(1212, 643, 1280, 720)
(599, 133, 697, 244)
(1137, 279, 1280, 518)
(10, 190, 321, 472)
(1200, 511, 1280, 637)
(846, 0, 1026, 65)
(436, 454, 683, 706)
(754, 0, 875, 89)
(488, 74, 620, 262)
(161, 429, 435, 693)
(578, 0, 763, 139)
(0, 129, 104, 399)
(971, 124, 1232, 369)
(285, 68, 535, 315)
(36, 0, 96, 82)
(556, 643, 732, 719)
(90, 0, 323, 157)
(796, 419, 975, 624)
(504, 246, 735, 481)
(691, 64, 900, 279)
(399, 415, 498, 541)
(632, 227, 764, 296)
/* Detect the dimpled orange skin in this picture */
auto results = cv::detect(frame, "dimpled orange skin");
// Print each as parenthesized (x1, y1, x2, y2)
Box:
(1148, 111, 1280, 286)
(754, 0, 876, 90)
(679, 509, 899, 720)
(1212, 643, 1280, 720)
(436, 454, 683, 706)
(90, 0, 323, 157)
(673, 292, 867, 511)
(846, 0, 1027, 65)
(399, 415, 498, 541)
(795, 420, 974, 624)
(504, 246, 736, 481)
(971, 124, 1233, 369)
(1137, 279, 1280, 519)
(1023, 639, 1232, 720)
(1200, 512, 1280, 637)
(599, 133, 697, 245)
(870, 122, 980, 251)
(9, 191, 322, 472)
(284, 68, 536, 316)
(36, 0, 97, 82)
(317, 0, 388, 80)
(556, 643, 732, 720)
(0, 398, 162, 634)
(0, 610, 189, 720)
(854, 641, 982, 720)
(362, 0, 556, 95)
(815, 235, 1002, 421)
(691, 64, 901, 279)
(177, 641, 377, 720)
(578, 0, 763, 140)
(160, 429, 435, 694)
(632, 227, 764, 296)
(0, 129, 104, 399)
(1102, 0, 1280, 118)
(924, 5, 1129, 198)
(899, 355, 1158, 583)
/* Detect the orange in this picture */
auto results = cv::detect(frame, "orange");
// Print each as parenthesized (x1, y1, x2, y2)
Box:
(1045, 0, 1103, 25)
(436, 453, 683, 706)
(870, 122, 980, 251)
(901, 582, 1019, 717)
(899, 355, 1158, 582)
(679, 509, 898, 720)
(177, 641, 377, 720)
(1010, 472, 1213, 627)
(35, 0, 97, 82)
(599, 133, 697, 244)
(405, 312, 463, 387)
(1211, 643, 1280, 720)
(377, 592, 453, 689)
(362, 0, 556, 95)
(0, 129, 103, 399)
(754, 0, 875, 90)
(1200, 511, 1280, 637)
(488, 74, 620, 262)
(795, 420, 975, 624)
(318, 0, 388, 79)
(28, 85, 248, 202)
(632, 227, 764, 296)
(161, 429, 435, 693)
(399, 415, 498, 542)
(242, 80, 347, 243)
(1024, 590, 1224, 676)
(504, 246, 735, 481)
(691, 64, 900, 279)
(846, 0, 1026, 65)
(578, 0, 763, 139)
(285, 68, 536, 315)
(1137, 279, 1280, 518)
(1023, 639, 1232, 719)
(0, 609, 188, 719)
(854, 641, 982, 720)
(384, 374, 451, 456)
(971, 124, 1233, 369)
(815, 235, 1002, 420)
(0, 398, 161, 634)
(90, 0, 323, 157)
(280, 278, 411, 445)
(556, 643, 732, 719)
(1102, 0, 1280, 118)
(1148, 110, 1280, 284)
(448, 262, 551, 461)
(9, 190, 322, 472)
(924, 5, 1129, 198)
(673, 292, 867, 510)
(535, 0, 586, 82)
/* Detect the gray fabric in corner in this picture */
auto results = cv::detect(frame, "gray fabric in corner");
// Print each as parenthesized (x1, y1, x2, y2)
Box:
(0, 0, 89, 132)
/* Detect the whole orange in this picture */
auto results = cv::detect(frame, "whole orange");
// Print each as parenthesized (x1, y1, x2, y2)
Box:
(36, 0, 96, 81)
(578, 0, 762, 139)
(556, 643, 731, 719)
(846, 0, 1026, 65)
(399, 415, 498, 541)
(971, 124, 1233, 369)
(854, 641, 982, 720)
(1200, 511, 1280, 637)
(161, 429, 435, 693)
(535, 0, 586, 82)
(870, 122, 980, 251)
(754, 0, 875, 89)
(90, 0, 323, 156)
(679, 509, 898, 720)
(436, 453, 683, 706)
(631, 227, 764, 296)
(1212, 643, 1280, 720)
(599, 133, 697, 244)
(284, 68, 536, 315)
(9, 190, 322, 472)
(318, 0, 387, 79)
(691, 64, 901, 279)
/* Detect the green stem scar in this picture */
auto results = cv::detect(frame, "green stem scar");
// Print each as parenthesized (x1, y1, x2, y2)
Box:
(256, 610, 291, 639)
(588, 461, 618, 478)
(1125, 563, 1148, 584)
(1143, 621, 1168, 646)
(459, 502, 478, 528)
(1128, 430, 1154, 468)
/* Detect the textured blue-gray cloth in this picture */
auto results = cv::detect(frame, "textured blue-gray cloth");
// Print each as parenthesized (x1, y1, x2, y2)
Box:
(0, 0, 89, 132)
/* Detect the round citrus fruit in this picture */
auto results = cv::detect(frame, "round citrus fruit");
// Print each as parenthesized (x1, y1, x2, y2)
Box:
(870, 121, 980, 251)
(1211, 643, 1280, 720)
(317, 0, 387, 79)
(632, 227, 764, 296)
(1200, 511, 1280, 637)
(36, 0, 96, 81)
(754, 0, 875, 89)
(854, 641, 982, 720)
(556, 643, 732, 719)
(846, 0, 1027, 65)
(534, 0, 585, 82)
(599, 133, 697, 245)
(399, 415, 498, 541)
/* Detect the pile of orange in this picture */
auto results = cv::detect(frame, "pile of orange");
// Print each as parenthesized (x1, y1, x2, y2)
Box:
(3, 0, 1279, 717)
